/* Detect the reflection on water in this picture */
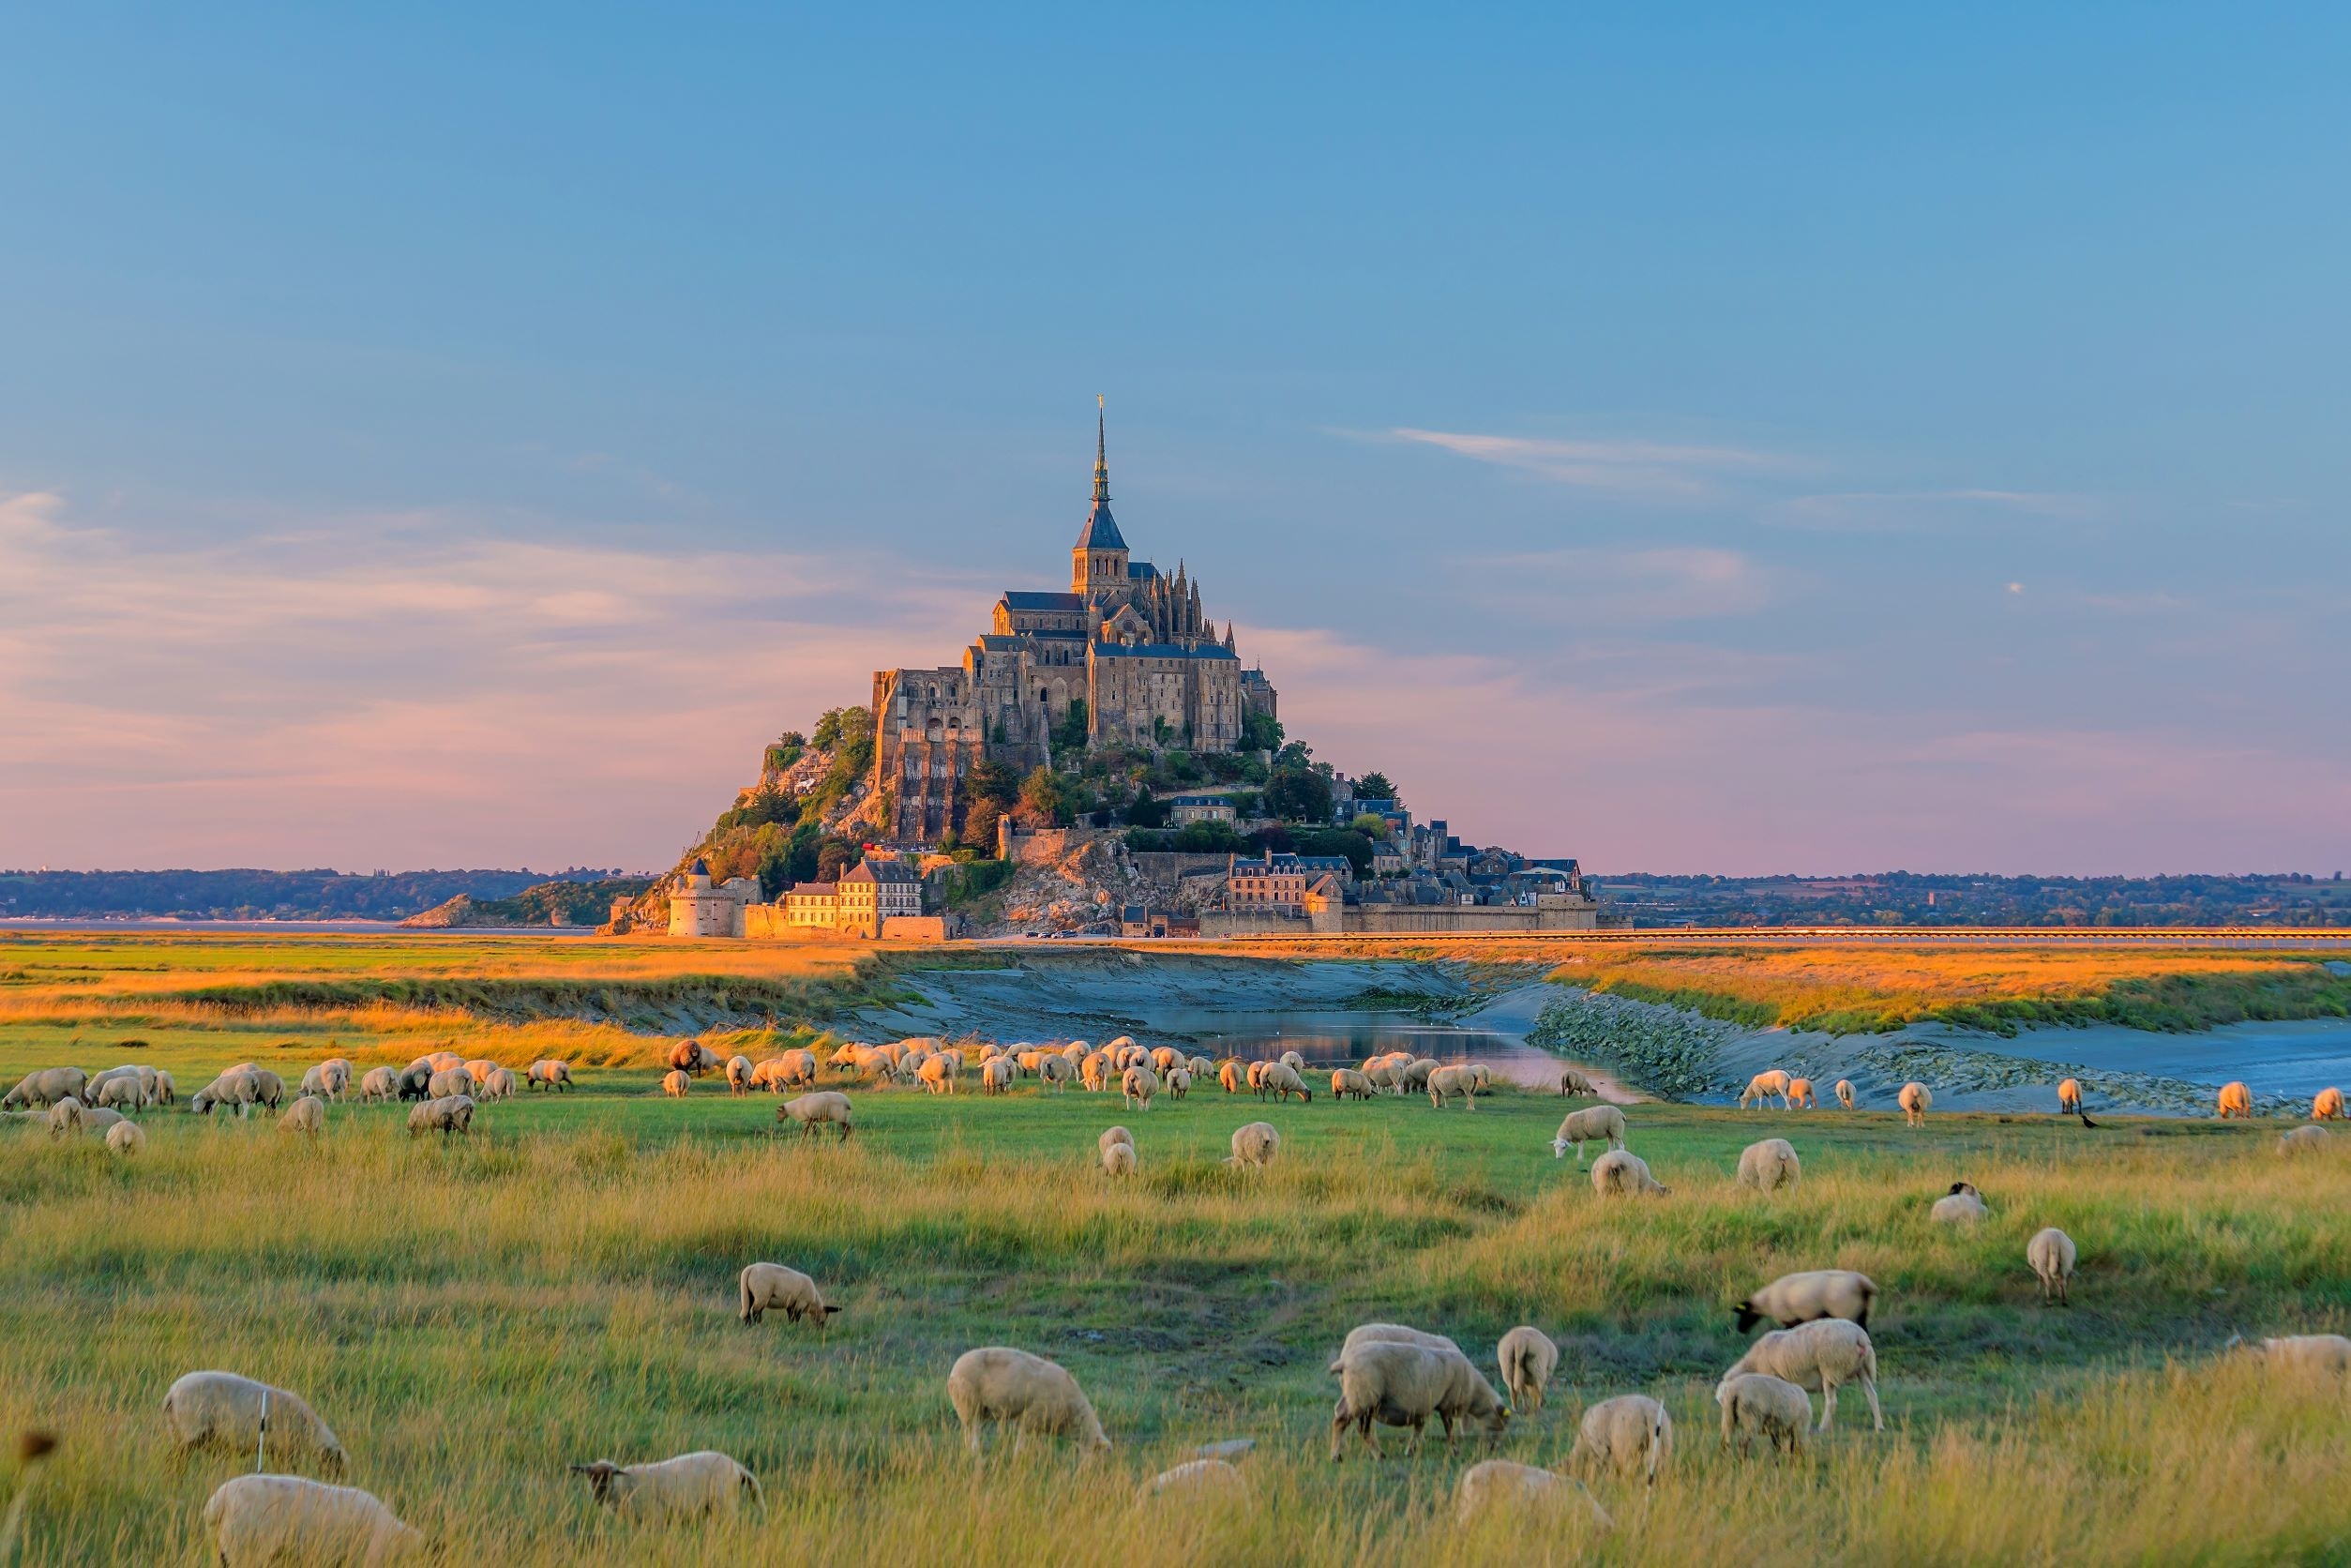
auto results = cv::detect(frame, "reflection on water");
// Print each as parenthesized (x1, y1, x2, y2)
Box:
(1147, 1009, 1563, 1090)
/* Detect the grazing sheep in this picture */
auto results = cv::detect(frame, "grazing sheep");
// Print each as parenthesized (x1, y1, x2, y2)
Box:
(164, 1371, 347, 1472)
(1364, 1062, 1401, 1094)
(1327, 1341, 1510, 1459)
(1733, 1270, 1879, 1334)
(1166, 1067, 1192, 1100)
(2279, 1124, 2330, 1155)
(1244, 1060, 1271, 1093)
(526, 1060, 573, 1092)
(44, 1097, 84, 1139)
(1898, 1081, 1932, 1127)
(279, 1095, 326, 1139)
(1569, 1395, 1672, 1485)
(1496, 1326, 1559, 1414)
(1402, 1059, 1439, 1092)
(426, 1068, 473, 1101)
(202, 1476, 418, 1567)
(247, 1068, 286, 1111)
(155, 1069, 177, 1105)
(406, 1095, 475, 1138)
(1559, 1068, 1597, 1097)
(1331, 1068, 1376, 1102)
(1834, 1078, 1855, 1109)
(93, 1075, 144, 1113)
(2241, 1334, 2351, 1384)
(1740, 1070, 1791, 1109)
(739, 1262, 840, 1327)
(421, 1050, 463, 1073)
(1227, 1122, 1279, 1168)
(296, 1064, 332, 1100)
(481, 1067, 517, 1101)
(1426, 1064, 1478, 1110)
(660, 1069, 691, 1098)
(1590, 1149, 1668, 1198)
(359, 1067, 399, 1104)
(2313, 1087, 2344, 1122)
(462, 1059, 497, 1091)
(918, 1056, 957, 1095)
(1038, 1055, 1075, 1092)
(1340, 1323, 1461, 1358)
(1552, 1105, 1627, 1164)
(2217, 1079, 2258, 1118)
(1931, 1180, 1987, 1224)
(78, 1105, 127, 1135)
(724, 1056, 755, 1095)
(106, 1120, 145, 1155)
(669, 1040, 723, 1077)
(981, 1058, 1015, 1095)
(1101, 1140, 1138, 1176)
(946, 1348, 1110, 1455)
(1136, 1458, 1246, 1505)
(1016, 1048, 1048, 1078)
(191, 1071, 261, 1118)
(778, 1050, 817, 1089)
(1218, 1060, 1247, 1094)
(2057, 1078, 2084, 1115)
(393, 1063, 436, 1102)
(2027, 1227, 2077, 1304)
(1716, 1373, 1812, 1456)
(569, 1452, 764, 1520)
(1080, 1053, 1111, 1093)
(1452, 1460, 1611, 1529)
(1736, 1138, 1801, 1194)
(1280, 1049, 1305, 1075)
(1122, 1064, 1160, 1112)
(778, 1092, 854, 1141)
(1098, 1125, 1135, 1157)
(1150, 1047, 1183, 1075)
(1720, 1318, 1882, 1432)
(1, 1067, 88, 1109)
(1259, 1063, 1313, 1104)
(1786, 1077, 1818, 1109)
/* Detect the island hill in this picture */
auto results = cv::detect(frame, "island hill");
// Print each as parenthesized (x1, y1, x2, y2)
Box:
(610, 411, 1605, 941)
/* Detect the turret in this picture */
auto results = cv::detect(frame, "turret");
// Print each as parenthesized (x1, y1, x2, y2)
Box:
(1072, 397, 1129, 596)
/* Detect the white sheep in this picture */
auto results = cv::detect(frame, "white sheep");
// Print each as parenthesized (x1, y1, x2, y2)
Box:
(1279, 1048, 1305, 1075)
(982, 1058, 1015, 1094)
(2057, 1078, 2083, 1115)
(1227, 1123, 1279, 1168)
(1330, 1068, 1376, 1102)
(1166, 1067, 1192, 1100)
(1122, 1064, 1161, 1111)
(44, 1097, 84, 1139)
(1098, 1125, 1134, 1157)
(279, 1095, 326, 1139)
(1101, 1141, 1138, 1176)
(1898, 1082, 1932, 1127)
(1327, 1341, 1509, 1459)
(1452, 1459, 1612, 1529)
(92, 1075, 144, 1113)
(1496, 1326, 1559, 1414)
(202, 1475, 418, 1566)
(1552, 1105, 1626, 1164)
(1426, 1064, 1479, 1110)
(2027, 1227, 2077, 1304)
(945, 1347, 1110, 1454)
(2217, 1080, 2253, 1118)
(1590, 1150, 1668, 1198)
(164, 1371, 347, 1472)
(1258, 1062, 1313, 1103)
(2240, 1334, 2351, 1384)
(1740, 1070, 1791, 1109)
(426, 1067, 473, 1101)
(526, 1060, 573, 1092)
(1568, 1395, 1672, 1485)
(1834, 1078, 1856, 1109)
(1736, 1138, 1801, 1193)
(1, 1067, 88, 1109)
(1340, 1323, 1461, 1358)
(778, 1092, 854, 1140)
(1151, 1046, 1184, 1074)
(2279, 1124, 2330, 1155)
(2314, 1087, 2345, 1121)
(662, 1069, 691, 1098)
(1136, 1457, 1246, 1505)
(1931, 1181, 1987, 1224)
(1218, 1060, 1248, 1094)
(1716, 1373, 1811, 1455)
(1719, 1318, 1882, 1431)
(107, 1120, 146, 1155)
(739, 1262, 840, 1327)
(726, 1055, 756, 1095)
(481, 1066, 517, 1101)
(405, 1095, 475, 1138)
(1038, 1055, 1075, 1091)
(1733, 1270, 1879, 1333)
(358, 1067, 399, 1103)
(1558, 1067, 1597, 1097)
(1786, 1078, 1818, 1108)
(569, 1452, 764, 1520)
(154, 1069, 177, 1105)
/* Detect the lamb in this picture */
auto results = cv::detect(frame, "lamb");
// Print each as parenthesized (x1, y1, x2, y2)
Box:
(2240, 1334, 2351, 1384)
(1719, 1317, 1882, 1431)
(1558, 1068, 1597, 1097)
(1136, 1458, 1246, 1504)
(359, 1067, 399, 1104)
(279, 1095, 326, 1138)
(1931, 1180, 1987, 1224)
(525, 1060, 574, 1093)
(1258, 1063, 1313, 1103)
(1101, 1140, 1137, 1176)
(726, 1056, 755, 1095)
(1227, 1122, 1279, 1168)
(2027, 1227, 2077, 1304)
(1898, 1081, 1933, 1127)
(981, 1058, 1014, 1094)
(1496, 1326, 1559, 1414)
(1741, 1070, 1792, 1109)
(1834, 1078, 1856, 1109)
(1166, 1067, 1192, 1100)
(739, 1261, 841, 1327)
(1327, 1340, 1510, 1459)
(1, 1067, 87, 1109)
(406, 1095, 475, 1137)
(569, 1452, 764, 1520)
(2279, 1124, 2329, 1155)
(1716, 1373, 1812, 1455)
(2217, 1080, 2253, 1118)
(2057, 1078, 2084, 1115)
(1590, 1149, 1668, 1198)
(1331, 1068, 1376, 1102)
(1736, 1138, 1801, 1194)
(919, 1056, 957, 1094)
(164, 1371, 347, 1472)
(481, 1066, 517, 1101)
(1219, 1059, 1248, 1094)
(1426, 1064, 1478, 1110)
(1552, 1105, 1627, 1163)
(669, 1039, 723, 1077)
(202, 1475, 418, 1567)
(1452, 1460, 1611, 1528)
(106, 1121, 145, 1155)
(1122, 1064, 1160, 1111)
(1569, 1395, 1672, 1485)
(2313, 1087, 2344, 1121)
(1733, 1270, 1878, 1334)
(945, 1347, 1110, 1454)
(426, 1067, 473, 1100)
(1786, 1078, 1818, 1108)
(779, 1092, 854, 1140)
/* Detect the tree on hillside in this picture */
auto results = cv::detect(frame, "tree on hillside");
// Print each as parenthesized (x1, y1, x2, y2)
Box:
(1123, 790, 1167, 828)
(1265, 760, 1334, 825)
(1350, 812, 1392, 839)
(1017, 765, 1072, 828)
(1240, 711, 1283, 752)
(1354, 771, 1395, 802)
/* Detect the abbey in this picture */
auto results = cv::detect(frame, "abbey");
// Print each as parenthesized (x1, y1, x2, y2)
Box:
(873, 406, 1277, 843)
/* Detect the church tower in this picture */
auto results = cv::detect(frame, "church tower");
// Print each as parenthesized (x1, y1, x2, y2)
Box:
(1071, 397, 1129, 600)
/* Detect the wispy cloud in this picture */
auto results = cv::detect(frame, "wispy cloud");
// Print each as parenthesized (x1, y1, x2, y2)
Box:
(1770, 489, 2097, 532)
(1478, 546, 1786, 620)
(1368, 428, 1794, 500)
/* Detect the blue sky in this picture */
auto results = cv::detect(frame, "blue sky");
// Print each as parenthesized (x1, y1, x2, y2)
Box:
(2, 5, 2345, 873)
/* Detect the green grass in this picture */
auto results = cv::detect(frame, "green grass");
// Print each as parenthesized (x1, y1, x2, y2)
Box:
(2, 1062, 2348, 1564)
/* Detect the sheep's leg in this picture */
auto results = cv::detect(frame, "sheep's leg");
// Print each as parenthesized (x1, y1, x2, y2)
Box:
(1861, 1375, 1883, 1432)
(1817, 1382, 1836, 1432)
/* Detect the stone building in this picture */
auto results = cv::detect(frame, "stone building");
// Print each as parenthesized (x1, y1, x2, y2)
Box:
(667, 859, 761, 937)
(872, 403, 1279, 843)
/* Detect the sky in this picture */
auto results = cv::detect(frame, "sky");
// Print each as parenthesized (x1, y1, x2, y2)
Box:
(2, 4, 2346, 876)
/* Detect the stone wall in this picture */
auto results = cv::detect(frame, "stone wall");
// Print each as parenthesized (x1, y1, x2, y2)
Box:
(1344, 902, 1599, 934)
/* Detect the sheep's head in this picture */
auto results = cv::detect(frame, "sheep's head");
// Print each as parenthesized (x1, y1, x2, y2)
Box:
(1948, 1181, 1979, 1197)
(568, 1461, 623, 1503)
(1550, 1137, 1570, 1160)
(320, 1443, 348, 1476)
(1732, 1301, 1765, 1334)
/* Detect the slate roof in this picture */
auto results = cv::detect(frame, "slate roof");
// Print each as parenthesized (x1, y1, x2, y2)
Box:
(1002, 591, 1087, 612)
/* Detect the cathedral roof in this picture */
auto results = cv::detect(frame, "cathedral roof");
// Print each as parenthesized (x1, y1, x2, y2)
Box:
(1092, 641, 1239, 660)
(1002, 591, 1086, 611)
(1075, 398, 1128, 552)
